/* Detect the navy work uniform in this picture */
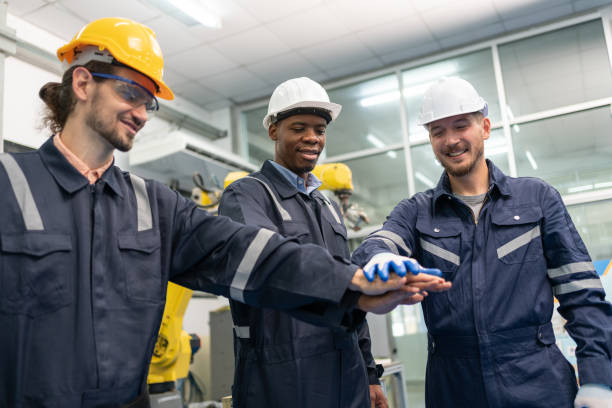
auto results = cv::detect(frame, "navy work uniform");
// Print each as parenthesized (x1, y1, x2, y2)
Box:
(219, 160, 378, 408)
(0, 139, 360, 408)
(353, 160, 612, 408)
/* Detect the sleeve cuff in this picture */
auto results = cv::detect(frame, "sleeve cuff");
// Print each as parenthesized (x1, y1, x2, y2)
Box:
(578, 357, 612, 387)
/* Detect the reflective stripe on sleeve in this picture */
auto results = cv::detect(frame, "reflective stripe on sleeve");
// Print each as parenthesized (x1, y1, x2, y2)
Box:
(234, 325, 250, 339)
(548, 261, 595, 279)
(553, 278, 603, 295)
(365, 230, 412, 256)
(230, 228, 276, 303)
(420, 238, 460, 266)
(497, 226, 540, 259)
(245, 176, 291, 221)
(375, 237, 400, 255)
(129, 174, 153, 231)
(0, 154, 44, 231)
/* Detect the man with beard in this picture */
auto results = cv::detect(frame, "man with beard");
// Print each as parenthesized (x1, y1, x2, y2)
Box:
(0, 19, 428, 407)
(219, 77, 451, 408)
(352, 77, 612, 407)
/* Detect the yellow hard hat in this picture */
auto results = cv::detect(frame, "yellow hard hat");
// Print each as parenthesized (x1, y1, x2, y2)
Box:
(224, 171, 249, 190)
(312, 163, 354, 191)
(57, 17, 174, 100)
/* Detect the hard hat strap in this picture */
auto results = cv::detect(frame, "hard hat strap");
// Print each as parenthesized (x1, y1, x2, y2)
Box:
(272, 107, 332, 125)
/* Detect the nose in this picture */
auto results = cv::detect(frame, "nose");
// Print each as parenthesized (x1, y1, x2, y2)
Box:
(445, 131, 461, 147)
(132, 104, 148, 124)
(303, 127, 320, 144)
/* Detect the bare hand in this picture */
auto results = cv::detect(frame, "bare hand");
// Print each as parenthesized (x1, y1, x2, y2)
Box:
(349, 268, 406, 295)
(369, 384, 389, 408)
(357, 286, 425, 314)
(406, 273, 452, 292)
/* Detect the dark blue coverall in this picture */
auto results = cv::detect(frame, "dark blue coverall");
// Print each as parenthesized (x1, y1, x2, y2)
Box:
(352, 160, 612, 408)
(219, 160, 378, 408)
(0, 139, 361, 407)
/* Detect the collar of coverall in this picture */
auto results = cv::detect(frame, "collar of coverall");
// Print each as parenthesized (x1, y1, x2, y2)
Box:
(432, 159, 512, 207)
(39, 137, 124, 197)
(261, 160, 308, 199)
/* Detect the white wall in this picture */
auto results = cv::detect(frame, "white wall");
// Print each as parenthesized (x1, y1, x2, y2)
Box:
(3, 56, 60, 148)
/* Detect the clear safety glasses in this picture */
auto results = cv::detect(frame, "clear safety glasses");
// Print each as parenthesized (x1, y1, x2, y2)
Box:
(90, 72, 159, 112)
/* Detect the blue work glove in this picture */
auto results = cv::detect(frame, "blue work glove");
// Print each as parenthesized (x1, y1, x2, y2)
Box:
(574, 384, 612, 408)
(363, 252, 442, 282)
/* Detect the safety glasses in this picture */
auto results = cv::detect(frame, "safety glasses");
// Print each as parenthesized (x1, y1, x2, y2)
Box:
(90, 72, 159, 112)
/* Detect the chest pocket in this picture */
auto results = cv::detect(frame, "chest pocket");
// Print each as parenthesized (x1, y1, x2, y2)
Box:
(416, 218, 462, 276)
(281, 220, 311, 244)
(118, 231, 162, 302)
(491, 206, 543, 265)
(416, 219, 461, 317)
(0, 232, 72, 317)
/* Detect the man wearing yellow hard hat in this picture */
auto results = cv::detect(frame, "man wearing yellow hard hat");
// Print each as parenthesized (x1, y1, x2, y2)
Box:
(0, 18, 421, 407)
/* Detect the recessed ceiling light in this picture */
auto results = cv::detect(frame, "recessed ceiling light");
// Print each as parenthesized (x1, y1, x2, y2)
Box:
(146, 0, 222, 29)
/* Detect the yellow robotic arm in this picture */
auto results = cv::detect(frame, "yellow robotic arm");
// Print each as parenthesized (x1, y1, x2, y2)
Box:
(148, 282, 194, 393)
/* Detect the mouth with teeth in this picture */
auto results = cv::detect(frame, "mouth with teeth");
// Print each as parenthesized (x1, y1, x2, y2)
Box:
(447, 148, 468, 158)
(298, 149, 320, 161)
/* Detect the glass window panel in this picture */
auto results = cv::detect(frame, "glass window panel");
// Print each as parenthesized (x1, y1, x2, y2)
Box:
(411, 129, 509, 193)
(325, 74, 403, 157)
(499, 20, 612, 117)
(342, 149, 408, 226)
(512, 107, 612, 195)
(567, 200, 612, 262)
(241, 105, 270, 166)
(402, 49, 500, 142)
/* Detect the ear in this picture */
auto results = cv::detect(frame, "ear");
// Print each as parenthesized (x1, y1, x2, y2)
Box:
(268, 123, 278, 142)
(481, 117, 491, 141)
(72, 67, 94, 102)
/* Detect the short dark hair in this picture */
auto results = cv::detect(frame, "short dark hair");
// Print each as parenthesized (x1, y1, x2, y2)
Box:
(39, 61, 115, 134)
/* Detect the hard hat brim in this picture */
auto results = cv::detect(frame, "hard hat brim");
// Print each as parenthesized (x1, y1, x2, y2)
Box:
(417, 102, 488, 126)
(263, 101, 342, 129)
(57, 41, 175, 100)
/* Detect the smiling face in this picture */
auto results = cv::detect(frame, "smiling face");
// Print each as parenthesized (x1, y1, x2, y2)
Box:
(269, 114, 327, 179)
(428, 113, 490, 178)
(84, 66, 153, 152)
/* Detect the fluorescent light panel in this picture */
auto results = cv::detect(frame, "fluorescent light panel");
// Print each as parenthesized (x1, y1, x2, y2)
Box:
(594, 181, 612, 189)
(415, 171, 435, 188)
(359, 82, 434, 107)
(147, 0, 221, 28)
(525, 150, 538, 170)
(568, 184, 593, 193)
(366, 134, 385, 149)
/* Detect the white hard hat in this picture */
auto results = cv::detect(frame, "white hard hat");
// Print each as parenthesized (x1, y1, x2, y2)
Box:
(417, 77, 488, 126)
(262, 77, 342, 130)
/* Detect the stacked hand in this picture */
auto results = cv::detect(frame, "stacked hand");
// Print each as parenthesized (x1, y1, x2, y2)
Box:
(574, 384, 612, 408)
(363, 252, 443, 281)
(349, 253, 452, 314)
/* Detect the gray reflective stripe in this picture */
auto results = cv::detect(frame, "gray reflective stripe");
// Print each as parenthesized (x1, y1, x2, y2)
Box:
(245, 176, 291, 221)
(230, 228, 275, 303)
(129, 174, 153, 231)
(368, 230, 412, 256)
(497, 226, 540, 259)
(420, 238, 460, 266)
(548, 261, 595, 279)
(320, 195, 341, 223)
(553, 278, 603, 296)
(234, 325, 250, 339)
(375, 237, 400, 255)
(0, 154, 44, 231)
